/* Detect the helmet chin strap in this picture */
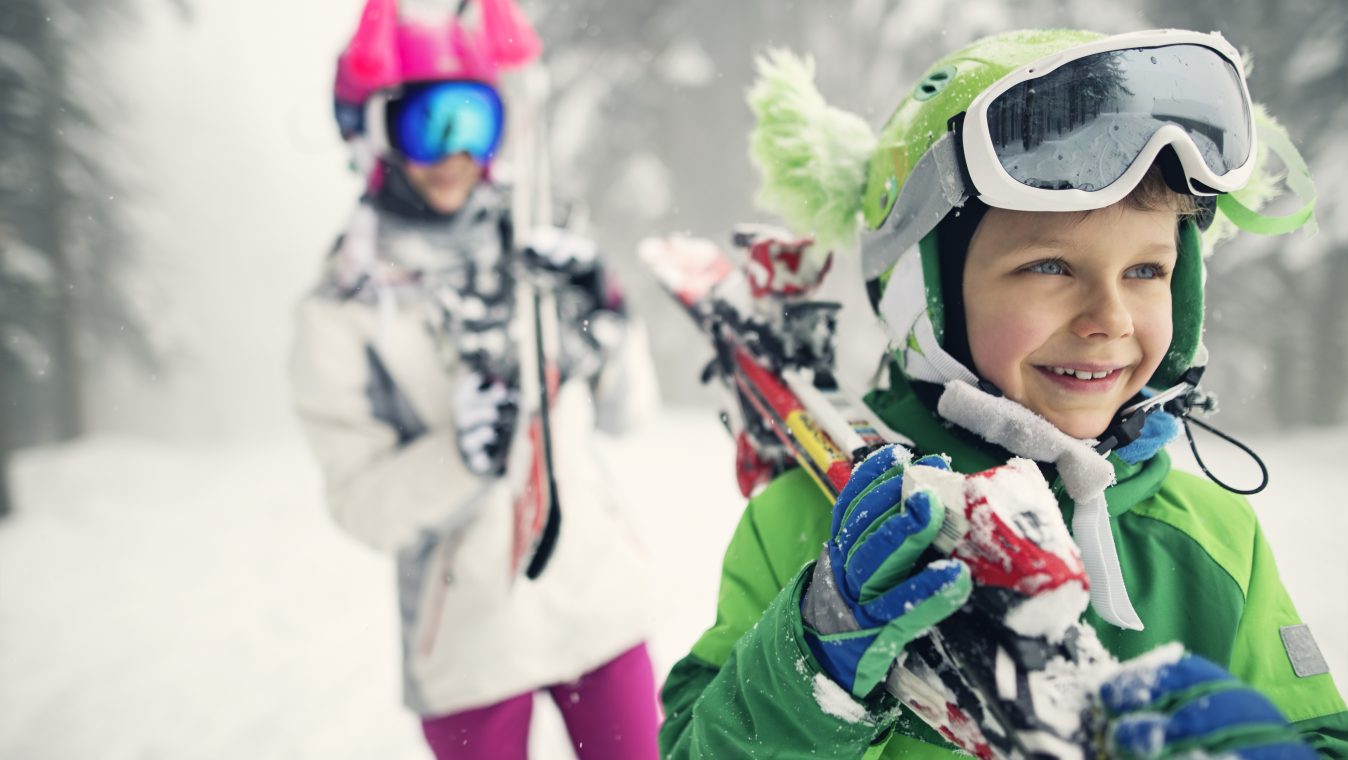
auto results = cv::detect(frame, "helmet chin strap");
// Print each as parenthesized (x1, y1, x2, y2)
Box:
(1094, 369, 1205, 456)
(1100, 365, 1270, 496)
(932, 356, 1267, 633)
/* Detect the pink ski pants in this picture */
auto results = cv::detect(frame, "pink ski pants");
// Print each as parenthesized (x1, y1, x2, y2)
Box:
(420, 642, 660, 760)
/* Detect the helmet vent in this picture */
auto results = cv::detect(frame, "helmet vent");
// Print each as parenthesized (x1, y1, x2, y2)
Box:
(914, 66, 957, 102)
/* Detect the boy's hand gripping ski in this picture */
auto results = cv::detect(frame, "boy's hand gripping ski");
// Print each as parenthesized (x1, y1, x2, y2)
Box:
(640, 231, 1118, 759)
(890, 458, 1114, 760)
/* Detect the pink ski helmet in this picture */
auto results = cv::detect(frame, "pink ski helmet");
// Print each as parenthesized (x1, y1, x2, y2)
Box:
(333, 0, 541, 170)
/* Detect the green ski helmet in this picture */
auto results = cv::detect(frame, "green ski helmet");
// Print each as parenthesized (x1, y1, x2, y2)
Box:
(860, 29, 1214, 395)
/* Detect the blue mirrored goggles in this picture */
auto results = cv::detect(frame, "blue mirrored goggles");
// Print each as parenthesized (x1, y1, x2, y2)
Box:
(385, 80, 505, 165)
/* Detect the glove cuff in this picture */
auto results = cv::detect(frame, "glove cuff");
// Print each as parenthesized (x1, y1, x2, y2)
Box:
(802, 547, 862, 637)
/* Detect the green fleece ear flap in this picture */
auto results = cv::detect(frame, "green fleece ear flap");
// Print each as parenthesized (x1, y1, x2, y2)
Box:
(1162, 106, 1318, 388)
(747, 49, 875, 252)
(1155, 103, 1320, 389)
(1154, 218, 1205, 389)
(918, 232, 946, 346)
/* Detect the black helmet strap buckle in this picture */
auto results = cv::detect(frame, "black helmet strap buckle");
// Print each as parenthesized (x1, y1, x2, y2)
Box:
(1096, 367, 1269, 495)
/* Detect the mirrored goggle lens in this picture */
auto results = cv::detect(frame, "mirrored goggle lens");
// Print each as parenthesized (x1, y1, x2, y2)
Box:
(388, 81, 504, 164)
(985, 44, 1251, 192)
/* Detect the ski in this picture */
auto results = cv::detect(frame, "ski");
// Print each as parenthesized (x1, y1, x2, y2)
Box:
(639, 232, 907, 498)
(505, 63, 562, 582)
(503, 279, 562, 579)
(640, 229, 1114, 759)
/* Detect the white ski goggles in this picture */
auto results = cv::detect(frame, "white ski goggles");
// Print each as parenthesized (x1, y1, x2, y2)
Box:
(861, 30, 1259, 281)
(961, 30, 1254, 212)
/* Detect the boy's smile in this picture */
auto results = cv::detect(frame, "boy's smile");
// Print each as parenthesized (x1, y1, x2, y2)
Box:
(962, 204, 1178, 440)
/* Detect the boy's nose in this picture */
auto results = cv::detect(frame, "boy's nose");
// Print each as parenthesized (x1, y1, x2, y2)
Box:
(1072, 284, 1134, 339)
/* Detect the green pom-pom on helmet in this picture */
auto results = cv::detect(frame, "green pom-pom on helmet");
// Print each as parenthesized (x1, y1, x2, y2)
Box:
(747, 50, 877, 253)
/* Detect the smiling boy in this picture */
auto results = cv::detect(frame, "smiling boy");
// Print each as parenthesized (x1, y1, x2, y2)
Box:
(961, 181, 1185, 440)
(659, 30, 1347, 759)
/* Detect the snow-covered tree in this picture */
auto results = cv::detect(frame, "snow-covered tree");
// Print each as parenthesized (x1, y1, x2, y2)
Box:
(0, 0, 181, 516)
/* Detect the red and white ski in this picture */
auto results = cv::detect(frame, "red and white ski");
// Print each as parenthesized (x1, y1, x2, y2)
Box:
(507, 283, 562, 581)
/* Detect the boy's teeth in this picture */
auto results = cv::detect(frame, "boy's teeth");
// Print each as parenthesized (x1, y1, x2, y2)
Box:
(1050, 366, 1110, 380)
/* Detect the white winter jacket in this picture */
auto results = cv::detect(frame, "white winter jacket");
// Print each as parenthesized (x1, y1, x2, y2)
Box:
(290, 191, 659, 716)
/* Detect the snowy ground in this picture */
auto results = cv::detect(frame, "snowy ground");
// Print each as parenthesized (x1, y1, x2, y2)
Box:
(1, 411, 1344, 759)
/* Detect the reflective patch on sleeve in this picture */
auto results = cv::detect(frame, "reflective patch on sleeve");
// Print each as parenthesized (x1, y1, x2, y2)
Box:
(1280, 624, 1330, 678)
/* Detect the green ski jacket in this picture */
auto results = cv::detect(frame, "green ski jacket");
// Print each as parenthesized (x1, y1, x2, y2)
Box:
(660, 369, 1348, 758)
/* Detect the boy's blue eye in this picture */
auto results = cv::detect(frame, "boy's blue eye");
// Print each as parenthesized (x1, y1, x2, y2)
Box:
(1025, 259, 1067, 275)
(1125, 263, 1166, 280)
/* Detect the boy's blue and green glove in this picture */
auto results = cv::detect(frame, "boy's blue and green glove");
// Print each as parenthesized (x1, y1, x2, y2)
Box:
(1099, 647, 1317, 759)
(800, 443, 971, 698)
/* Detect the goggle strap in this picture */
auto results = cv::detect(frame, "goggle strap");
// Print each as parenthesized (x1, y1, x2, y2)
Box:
(860, 133, 969, 280)
(934, 129, 971, 205)
(1216, 194, 1313, 237)
(1214, 109, 1317, 237)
